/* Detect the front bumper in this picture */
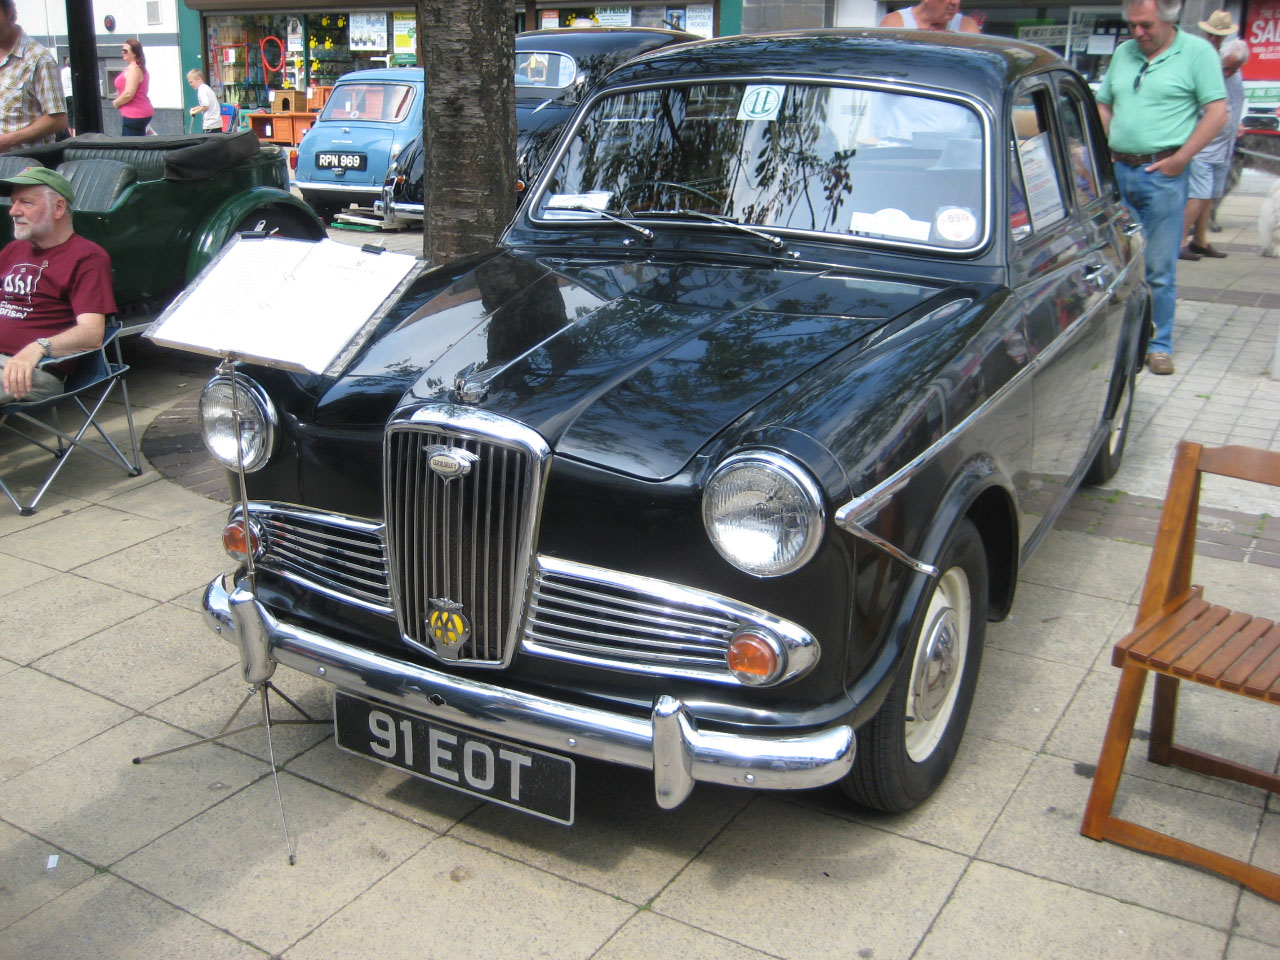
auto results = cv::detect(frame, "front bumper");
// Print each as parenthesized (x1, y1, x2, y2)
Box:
(203, 573, 855, 809)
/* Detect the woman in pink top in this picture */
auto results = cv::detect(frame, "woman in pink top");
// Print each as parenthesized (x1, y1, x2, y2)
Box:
(112, 39, 153, 136)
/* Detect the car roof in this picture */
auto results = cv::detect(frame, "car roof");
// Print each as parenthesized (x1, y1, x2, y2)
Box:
(605, 29, 1065, 105)
(333, 67, 425, 84)
(515, 27, 701, 56)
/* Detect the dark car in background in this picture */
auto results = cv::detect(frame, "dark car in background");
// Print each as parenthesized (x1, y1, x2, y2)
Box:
(377, 27, 697, 225)
(1, 132, 324, 331)
(200, 31, 1148, 824)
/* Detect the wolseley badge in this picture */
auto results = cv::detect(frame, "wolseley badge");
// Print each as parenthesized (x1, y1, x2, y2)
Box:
(424, 444, 479, 480)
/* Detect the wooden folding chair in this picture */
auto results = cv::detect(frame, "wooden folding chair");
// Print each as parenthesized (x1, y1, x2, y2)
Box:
(1080, 441, 1280, 903)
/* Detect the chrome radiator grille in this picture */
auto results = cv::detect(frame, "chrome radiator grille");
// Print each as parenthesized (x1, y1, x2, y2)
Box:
(385, 410, 549, 666)
(523, 557, 819, 685)
(246, 504, 390, 613)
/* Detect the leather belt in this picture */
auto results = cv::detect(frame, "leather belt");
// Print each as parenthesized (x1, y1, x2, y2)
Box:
(1111, 148, 1177, 167)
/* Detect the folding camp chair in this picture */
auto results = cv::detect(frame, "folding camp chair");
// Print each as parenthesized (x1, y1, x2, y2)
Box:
(0, 323, 142, 515)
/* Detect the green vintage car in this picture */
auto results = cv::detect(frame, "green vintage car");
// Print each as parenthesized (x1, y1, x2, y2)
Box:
(0, 132, 326, 332)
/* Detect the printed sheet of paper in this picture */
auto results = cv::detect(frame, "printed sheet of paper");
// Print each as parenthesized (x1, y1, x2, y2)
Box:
(1018, 132, 1066, 229)
(146, 237, 420, 375)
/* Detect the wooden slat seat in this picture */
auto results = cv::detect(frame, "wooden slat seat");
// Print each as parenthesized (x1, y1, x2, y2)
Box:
(1080, 441, 1280, 904)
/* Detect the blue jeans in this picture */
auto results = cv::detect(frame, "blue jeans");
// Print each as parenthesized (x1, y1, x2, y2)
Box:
(120, 115, 150, 136)
(1113, 161, 1188, 357)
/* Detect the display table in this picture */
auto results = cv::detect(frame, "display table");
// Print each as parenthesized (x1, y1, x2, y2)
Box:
(249, 112, 315, 146)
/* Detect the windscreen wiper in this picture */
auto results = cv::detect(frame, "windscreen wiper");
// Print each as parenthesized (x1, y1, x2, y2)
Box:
(642, 209, 786, 249)
(552, 204, 654, 241)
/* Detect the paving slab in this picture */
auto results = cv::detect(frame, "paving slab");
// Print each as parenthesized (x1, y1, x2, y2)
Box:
(115, 773, 436, 956)
(34, 604, 237, 712)
(0, 715, 265, 866)
(0, 504, 176, 571)
(652, 796, 968, 960)
(0, 820, 97, 929)
(593, 911, 777, 960)
(0, 572, 155, 664)
(914, 860, 1225, 960)
(0, 872, 263, 960)
(0, 669, 132, 782)
(978, 754, 1257, 930)
(282, 835, 635, 960)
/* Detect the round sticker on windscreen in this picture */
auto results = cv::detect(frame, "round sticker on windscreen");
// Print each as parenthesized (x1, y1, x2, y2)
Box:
(936, 207, 978, 243)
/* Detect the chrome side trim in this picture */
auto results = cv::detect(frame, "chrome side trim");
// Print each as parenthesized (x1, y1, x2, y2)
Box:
(523, 556, 820, 686)
(203, 574, 855, 807)
(294, 180, 381, 195)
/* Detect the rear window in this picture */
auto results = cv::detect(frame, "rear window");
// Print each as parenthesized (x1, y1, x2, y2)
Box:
(515, 51, 577, 91)
(320, 83, 416, 122)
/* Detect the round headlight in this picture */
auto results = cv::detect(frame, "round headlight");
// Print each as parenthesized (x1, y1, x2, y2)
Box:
(200, 375, 277, 472)
(702, 451, 825, 577)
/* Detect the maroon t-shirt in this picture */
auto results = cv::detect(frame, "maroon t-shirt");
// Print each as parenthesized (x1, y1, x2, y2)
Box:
(0, 234, 116, 356)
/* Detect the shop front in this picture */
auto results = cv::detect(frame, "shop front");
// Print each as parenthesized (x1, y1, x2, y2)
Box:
(183, 0, 420, 142)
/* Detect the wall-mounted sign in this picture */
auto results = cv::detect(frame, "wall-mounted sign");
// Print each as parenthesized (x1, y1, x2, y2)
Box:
(1018, 24, 1070, 47)
(541, 10, 559, 29)
(1244, 0, 1280, 81)
(393, 11, 415, 64)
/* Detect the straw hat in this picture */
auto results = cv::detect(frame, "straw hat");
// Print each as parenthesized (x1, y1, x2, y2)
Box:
(1198, 10, 1238, 35)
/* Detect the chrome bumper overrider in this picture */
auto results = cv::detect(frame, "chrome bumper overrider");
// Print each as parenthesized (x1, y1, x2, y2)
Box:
(203, 574, 855, 809)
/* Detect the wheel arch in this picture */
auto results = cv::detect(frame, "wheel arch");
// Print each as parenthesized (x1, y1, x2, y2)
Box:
(184, 186, 326, 282)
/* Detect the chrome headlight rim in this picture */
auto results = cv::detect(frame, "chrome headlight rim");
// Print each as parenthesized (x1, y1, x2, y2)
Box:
(199, 373, 278, 473)
(702, 449, 826, 579)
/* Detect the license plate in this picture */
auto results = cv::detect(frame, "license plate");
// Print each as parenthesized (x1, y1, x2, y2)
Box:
(333, 692, 575, 824)
(316, 151, 366, 170)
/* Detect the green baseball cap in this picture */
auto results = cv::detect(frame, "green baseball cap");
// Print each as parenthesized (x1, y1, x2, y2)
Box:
(0, 166, 75, 204)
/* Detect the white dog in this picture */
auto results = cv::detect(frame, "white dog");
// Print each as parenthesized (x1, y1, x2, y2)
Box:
(1260, 178, 1280, 257)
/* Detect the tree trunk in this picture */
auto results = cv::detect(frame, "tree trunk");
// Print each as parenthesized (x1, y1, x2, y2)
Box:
(417, 0, 517, 264)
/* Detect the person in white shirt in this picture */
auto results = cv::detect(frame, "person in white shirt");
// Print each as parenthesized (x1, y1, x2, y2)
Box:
(59, 56, 72, 134)
(186, 69, 222, 132)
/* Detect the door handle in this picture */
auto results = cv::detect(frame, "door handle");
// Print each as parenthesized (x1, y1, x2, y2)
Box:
(1084, 263, 1109, 285)
(1121, 221, 1142, 236)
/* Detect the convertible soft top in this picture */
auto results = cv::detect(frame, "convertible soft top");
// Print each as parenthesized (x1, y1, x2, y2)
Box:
(14, 131, 262, 182)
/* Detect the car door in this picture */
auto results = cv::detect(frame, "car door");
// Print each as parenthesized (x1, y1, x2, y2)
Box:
(1008, 79, 1117, 551)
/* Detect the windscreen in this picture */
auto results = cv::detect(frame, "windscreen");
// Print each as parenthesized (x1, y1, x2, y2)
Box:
(533, 81, 988, 249)
(320, 83, 417, 122)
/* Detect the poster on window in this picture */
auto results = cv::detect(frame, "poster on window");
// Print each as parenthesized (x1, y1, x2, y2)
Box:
(392, 12, 415, 64)
(1018, 132, 1066, 229)
(1244, 0, 1280, 80)
(349, 12, 388, 51)
(595, 6, 632, 26)
(665, 7, 687, 30)
(686, 4, 714, 37)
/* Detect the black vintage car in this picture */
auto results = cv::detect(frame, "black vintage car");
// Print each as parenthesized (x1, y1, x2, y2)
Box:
(377, 26, 698, 224)
(200, 30, 1148, 823)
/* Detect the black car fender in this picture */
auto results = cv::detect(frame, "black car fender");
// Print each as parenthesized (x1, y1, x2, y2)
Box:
(842, 452, 1018, 729)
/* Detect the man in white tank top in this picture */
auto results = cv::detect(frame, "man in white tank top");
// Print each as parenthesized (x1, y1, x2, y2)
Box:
(879, 0, 981, 32)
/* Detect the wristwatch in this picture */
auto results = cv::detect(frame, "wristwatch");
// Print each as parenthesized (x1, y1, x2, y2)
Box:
(35, 337, 52, 358)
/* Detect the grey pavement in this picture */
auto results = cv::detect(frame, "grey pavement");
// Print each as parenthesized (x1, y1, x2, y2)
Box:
(0, 176, 1278, 960)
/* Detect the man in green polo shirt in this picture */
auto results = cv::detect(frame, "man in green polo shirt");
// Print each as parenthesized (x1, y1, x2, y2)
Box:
(1096, 0, 1226, 376)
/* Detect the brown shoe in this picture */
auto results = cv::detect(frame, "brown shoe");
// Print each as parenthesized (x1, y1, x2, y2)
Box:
(1146, 352, 1174, 375)
(1189, 242, 1227, 258)
(1178, 246, 1201, 261)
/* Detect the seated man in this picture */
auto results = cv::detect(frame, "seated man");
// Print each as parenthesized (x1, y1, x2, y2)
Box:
(0, 167, 114, 402)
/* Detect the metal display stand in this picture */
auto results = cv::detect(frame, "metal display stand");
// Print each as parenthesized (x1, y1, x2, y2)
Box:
(136, 234, 422, 863)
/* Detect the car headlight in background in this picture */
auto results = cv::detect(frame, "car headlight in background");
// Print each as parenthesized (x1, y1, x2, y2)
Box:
(200, 374, 278, 472)
(702, 451, 825, 577)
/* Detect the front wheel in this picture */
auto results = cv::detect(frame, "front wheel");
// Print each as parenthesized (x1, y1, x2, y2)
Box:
(842, 517, 987, 813)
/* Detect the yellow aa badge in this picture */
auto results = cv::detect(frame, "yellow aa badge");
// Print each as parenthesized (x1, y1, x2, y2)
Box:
(428, 608, 470, 646)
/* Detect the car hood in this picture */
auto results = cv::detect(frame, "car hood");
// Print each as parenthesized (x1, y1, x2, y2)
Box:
(328, 251, 944, 480)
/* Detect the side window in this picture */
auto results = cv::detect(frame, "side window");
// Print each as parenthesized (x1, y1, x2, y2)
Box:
(1009, 89, 1068, 240)
(1058, 91, 1101, 207)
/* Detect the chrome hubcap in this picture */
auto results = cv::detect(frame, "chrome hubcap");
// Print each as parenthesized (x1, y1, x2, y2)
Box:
(905, 566, 970, 762)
